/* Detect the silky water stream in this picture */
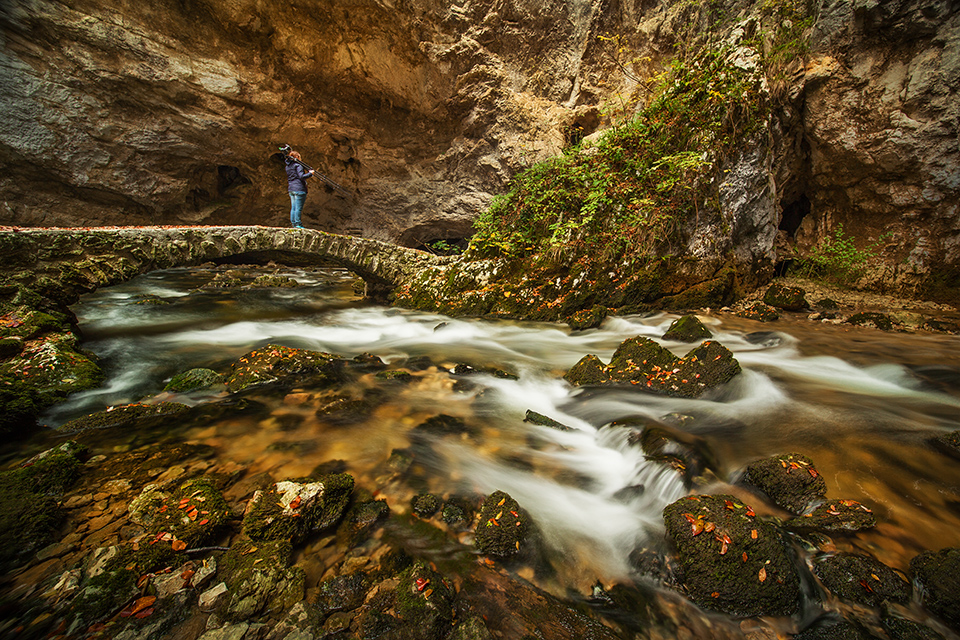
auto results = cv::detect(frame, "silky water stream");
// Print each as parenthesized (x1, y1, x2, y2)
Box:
(29, 266, 960, 637)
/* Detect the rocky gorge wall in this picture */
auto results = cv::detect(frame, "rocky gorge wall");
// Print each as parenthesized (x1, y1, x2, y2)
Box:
(0, 0, 958, 301)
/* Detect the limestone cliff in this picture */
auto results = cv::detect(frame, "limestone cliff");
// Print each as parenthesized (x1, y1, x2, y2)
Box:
(0, 0, 958, 302)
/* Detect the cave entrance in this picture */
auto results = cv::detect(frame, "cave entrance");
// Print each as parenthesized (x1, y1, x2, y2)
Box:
(778, 193, 810, 238)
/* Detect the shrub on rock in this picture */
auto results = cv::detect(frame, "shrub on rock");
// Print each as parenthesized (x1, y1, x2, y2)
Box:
(744, 453, 826, 514)
(662, 493, 800, 616)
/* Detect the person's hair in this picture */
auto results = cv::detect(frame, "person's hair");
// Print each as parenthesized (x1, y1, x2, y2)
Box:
(289, 151, 302, 161)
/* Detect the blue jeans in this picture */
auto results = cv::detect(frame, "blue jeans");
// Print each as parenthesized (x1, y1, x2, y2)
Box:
(289, 191, 306, 227)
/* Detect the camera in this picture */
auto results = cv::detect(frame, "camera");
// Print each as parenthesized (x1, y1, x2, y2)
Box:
(278, 144, 292, 156)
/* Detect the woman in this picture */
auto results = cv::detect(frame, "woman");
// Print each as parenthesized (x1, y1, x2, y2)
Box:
(284, 150, 314, 229)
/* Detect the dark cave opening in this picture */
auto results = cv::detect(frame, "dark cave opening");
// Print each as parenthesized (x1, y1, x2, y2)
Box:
(778, 193, 810, 238)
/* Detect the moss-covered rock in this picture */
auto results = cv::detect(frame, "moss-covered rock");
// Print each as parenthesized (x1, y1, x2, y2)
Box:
(763, 283, 808, 311)
(565, 337, 741, 398)
(563, 354, 609, 385)
(565, 305, 608, 331)
(218, 538, 305, 621)
(0, 441, 86, 570)
(128, 477, 233, 547)
(931, 430, 960, 460)
(662, 494, 800, 617)
(633, 424, 719, 486)
(813, 553, 910, 607)
(0, 336, 23, 359)
(881, 611, 946, 640)
(736, 302, 780, 322)
(316, 572, 369, 618)
(250, 274, 299, 288)
(523, 410, 573, 431)
(164, 368, 224, 393)
(785, 499, 876, 532)
(910, 547, 960, 630)
(242, 473, 353, 542)
(662, 315, 713, 342)
(412, 493, 442, 518)
(58, 401, 189, 433)
(395, 561, 455, 639)
(226, 344, 346, 393)
(744, 452, 826, 514)
(474, 490, 528, 558)
(795, 619, 875, 640)
(845, 312, 895, 331)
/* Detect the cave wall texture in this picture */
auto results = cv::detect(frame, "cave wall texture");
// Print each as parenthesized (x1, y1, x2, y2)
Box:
(0, 0, 958, 297)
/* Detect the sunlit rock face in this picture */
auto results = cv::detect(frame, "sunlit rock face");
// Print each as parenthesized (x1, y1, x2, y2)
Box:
(0, 0, 608, 242)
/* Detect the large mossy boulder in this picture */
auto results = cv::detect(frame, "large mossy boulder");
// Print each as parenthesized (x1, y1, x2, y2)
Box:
(662, 315, 712, 342)
(744, 453, 826, 514)
(662, 494, 801, 617)
(763, 283, 808, 311)
(218, 538, 305, 622)
(910, 547, 960, 631)
(812, 553, 910, 607)
(394, 562, 455, 640)
(564, 337, 741, 398)
(226, 344, 346, 393)
(242, 473, 353, 542)
(474, 490, 529, 558)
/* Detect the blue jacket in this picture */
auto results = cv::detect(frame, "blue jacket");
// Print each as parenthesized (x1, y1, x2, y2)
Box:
(285, 157, 312, 193)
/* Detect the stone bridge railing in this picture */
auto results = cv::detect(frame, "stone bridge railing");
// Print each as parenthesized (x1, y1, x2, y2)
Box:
(0, 225, 451, 304)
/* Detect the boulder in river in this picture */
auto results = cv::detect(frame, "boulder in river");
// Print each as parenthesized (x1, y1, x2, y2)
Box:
(58, 401, 189, 433)
(564, 337, 741, 398)
(242, 473, 354, 542)
(164, 367, 223, 393)
(930, 429, 960, 460)
(662, 493, 801, 617)
(474, 490, 528, 558)
(128, 476, 232, 547)
(845, 312, 895, 331)
(565, 305, 608, 331)
(910, 547, 960, 631)
(744, 452, 826, 514)
(736, 302, 780, 322)
(812, 552, 911, 607)
(226, 344, 346, 393)
(662, 314, 712, 342)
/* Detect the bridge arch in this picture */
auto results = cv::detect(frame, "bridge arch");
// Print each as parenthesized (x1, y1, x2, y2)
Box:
(0, 226, 448, 305)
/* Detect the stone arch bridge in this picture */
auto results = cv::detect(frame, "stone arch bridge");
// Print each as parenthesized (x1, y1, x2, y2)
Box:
(0, 226, 450, 305)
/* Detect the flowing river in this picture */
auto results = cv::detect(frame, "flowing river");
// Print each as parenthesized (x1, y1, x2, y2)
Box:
(29, 265, 960, 637)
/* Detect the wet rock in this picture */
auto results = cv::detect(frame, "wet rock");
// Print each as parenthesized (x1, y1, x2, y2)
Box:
(202, 272, 243, 288)
(132, 293, 171, 305)
(243, 474, 353, 542)
(632, 424, 719, 486)
(763, 283, 808, 311)
(58, 401, 190, 433)
(375, 369, 414, 383)
(923, 319, 960, 334)
(410, 414, 475, 443)
(564, 337, 742, 398)
(627, 548, 677, 586)
(736, 302, 780, 322)
(198, 622, 250, 640)
(662, 315, 713, 342)
(440, 499, 469, 526)
(910, 547, 960, 630)
(411, 493, 441, 518)
(394, 562, 455, 640)
(338, 498, 390, 547)
(794, 618, 874, 640)
(218, 539, 305, 621)
(930, 430, 960, 460)
(744, 331, 782, 347)
(164, 368, 224, 393)
(662, 494, 801, 617)
(815, 298, 840, 311)
(350, 352, 387, 372)
(226, 344, 346, 393)
(881, 610, 946, 640)
(0, 336, 23, 358)
(315, 393, 377, 425)
(316, 572, 369, 618)
(565, 305, 608, 331)
(458, 565, 620, 640)
(812, 553, 910, 607)
(744, 453, 826, 514)
(845, 312, 895, 331)
(449, 616, 494, 640)
(474, 490, 528, 558)
(523, 410, 573, 431)
(199, 582, 230, 612)
(452, 363, 518, 380)
(785, 499, 876, 532)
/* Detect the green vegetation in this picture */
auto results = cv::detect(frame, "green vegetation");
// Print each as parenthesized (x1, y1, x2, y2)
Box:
(790, 224, 890, 285)
(471, 44, 765, 264)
